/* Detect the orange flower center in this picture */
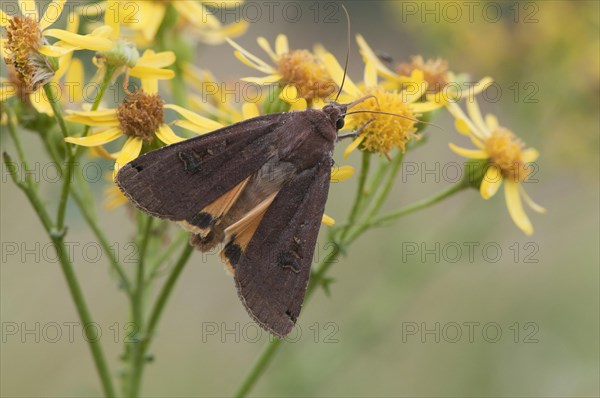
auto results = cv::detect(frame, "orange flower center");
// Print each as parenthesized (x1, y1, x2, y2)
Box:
(4, 15, 52, 91)
(117, 90, 164, 142)
(347, 87, 418, 154)
(397, 55, 449, 93)
(485, 127, 530, 182)
(277, 50, 336, 102)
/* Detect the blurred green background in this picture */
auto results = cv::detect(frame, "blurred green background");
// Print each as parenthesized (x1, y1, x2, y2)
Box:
(1, 1, 599, 396)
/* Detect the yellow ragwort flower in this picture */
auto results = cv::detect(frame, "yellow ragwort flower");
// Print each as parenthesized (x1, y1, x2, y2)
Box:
(356, 34, 491, 103)
(322, 49, 442, 158)
(104, 0, 248, 46)
(227, 34, 337, 106)
(63, 73, 223, 178)
(1, 0, 113, 91)
(447, 93, 546, 235)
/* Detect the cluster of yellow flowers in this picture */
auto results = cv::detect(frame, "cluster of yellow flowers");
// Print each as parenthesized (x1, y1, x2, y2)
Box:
(1, 0, 543, 235)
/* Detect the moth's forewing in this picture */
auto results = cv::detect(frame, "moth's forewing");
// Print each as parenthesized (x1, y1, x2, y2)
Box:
(115, 114, 287, 220)
(234, 161, 332, 337)
(116, 106, 341, 337)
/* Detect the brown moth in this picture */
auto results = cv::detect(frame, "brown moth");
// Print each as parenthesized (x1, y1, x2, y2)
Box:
(115, 101, 360, 337)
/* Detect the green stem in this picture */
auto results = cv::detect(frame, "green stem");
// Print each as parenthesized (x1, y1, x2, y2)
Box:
(365, 151, 405, 220)
(5, 109, 33, 187)
(127, 216, 154, 397)
(43, 83, 74, 233)
(52, 234, 117, 398)
(348, 181, 470, 243)
(3, 148, 116, 398)
(37, 128, 131, 294)
(43, 84, 71, 142)
(129, 243, 194, 397)
(339, 152, 370, 241)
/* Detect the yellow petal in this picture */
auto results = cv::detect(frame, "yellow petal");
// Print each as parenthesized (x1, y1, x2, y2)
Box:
(280, 84, 298, 103)
(65, 127, 122, 147)
(343, 133, 366, 160)
(480, 165, 503, 199)
(403, 78, 428, 104)
(114, 137, 143, 179)
(0, 9, 10, 27)
(485, 113, 499, 132)
(88, 145, 118, 160)
(65, 109, 119, 123)
(38, 44, 72, 57)
(141, 78, 158, 94)
(331, 166, 354, 182)
(43, 29, 113, 51)
(30, 91, 53, 115)
(242, 102, 260, 119)
(192, 21, 249, 45)
(504, 180, 533, 235)
(521, 148, 539, 163)
(321, 214, 335, 226)
(18, 0, 38, 21)
(356, 34, 398, 82)
(364, 61, 378, 88)
(322, 53, 361, 99)
(129, 66, 175, 80)
(39, 0, 66, 30)
(411, 101, 442, 113)
(448, 143, 488, 159)
(275, 34, 288, 56)
(226, 38, 275, 74)
(166, 104, 224, 131)
(289, 98, 308, 111)
(138, 50, 176, 68)
(173, 120, 216, 135)
(173, 1, 220, 29)
(257, 36, 278, 62)
(104, 0, 120, 41)
(446, 102, 486, 140)
(519, 185, 546, 214)
(355, 34, 397, 80)
(65, 8, 79, 33)
(472, 77, 494, 96)
(156, 124, 185, 145)
(65, 59, 84, 102)
(466, 97, 491, 137)
(241, 75, 282, 85)
(454, 118, 471, 135)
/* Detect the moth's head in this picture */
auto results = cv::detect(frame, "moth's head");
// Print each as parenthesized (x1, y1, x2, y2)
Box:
(322, 102, 347, 131)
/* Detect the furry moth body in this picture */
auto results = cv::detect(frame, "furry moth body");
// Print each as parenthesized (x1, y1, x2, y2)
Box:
(116, 103, 349, 337)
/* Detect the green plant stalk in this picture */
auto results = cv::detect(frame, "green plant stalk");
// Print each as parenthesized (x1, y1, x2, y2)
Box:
(37, 126, 132, 295)
(127, 215, 154, 397)
(4, 117, 116, 397)
(128, 243, 195, 397)
(44, 83, 74, 233)
(339, 152, 371, 242)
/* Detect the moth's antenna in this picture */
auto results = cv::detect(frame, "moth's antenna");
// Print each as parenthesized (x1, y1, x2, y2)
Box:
(334, 5, 351, 102)
(343, 110, 442, 130)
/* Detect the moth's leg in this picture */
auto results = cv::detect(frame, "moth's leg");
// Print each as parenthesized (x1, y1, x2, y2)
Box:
(337, 119, 375, 141)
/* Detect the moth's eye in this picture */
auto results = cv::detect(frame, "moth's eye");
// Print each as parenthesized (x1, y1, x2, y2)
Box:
(336, 118, 345, 130)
